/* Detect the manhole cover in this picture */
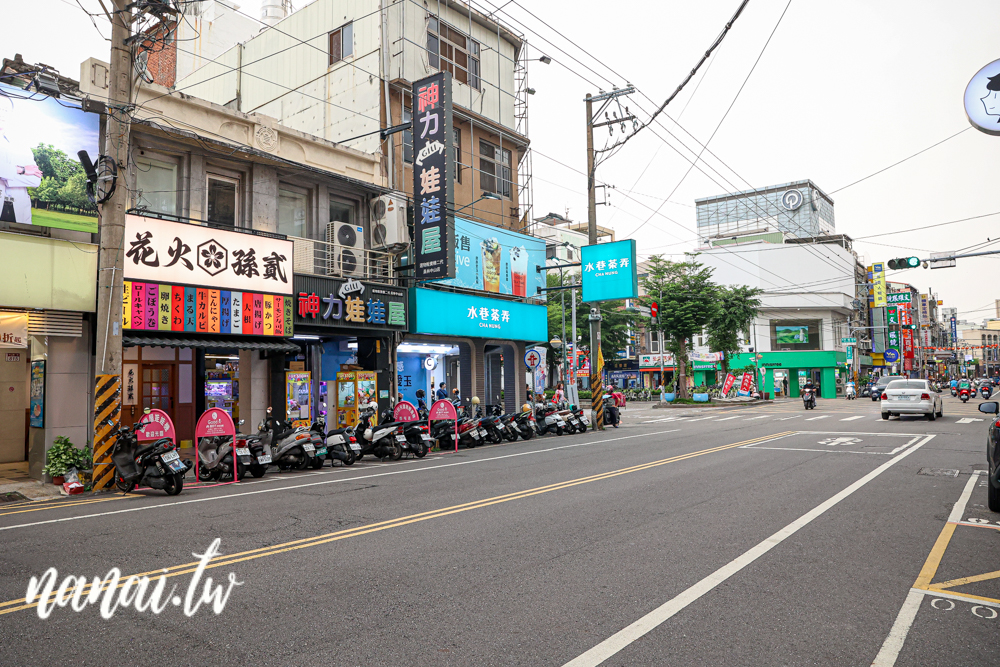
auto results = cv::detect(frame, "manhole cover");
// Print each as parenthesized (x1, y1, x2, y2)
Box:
(0, 491, 28, 504)
(917, 468, 960, 478)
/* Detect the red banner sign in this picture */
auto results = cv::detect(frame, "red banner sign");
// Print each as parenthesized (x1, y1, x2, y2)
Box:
(739, 371, 754, 393)
(393, 401, 420, 422)
(722, 373, 736, 394)
(137, 409, 176, 444)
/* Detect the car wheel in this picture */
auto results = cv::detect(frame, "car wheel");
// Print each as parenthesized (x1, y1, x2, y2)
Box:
(927, 411, 936, 421)
(881, 412, 889, 420)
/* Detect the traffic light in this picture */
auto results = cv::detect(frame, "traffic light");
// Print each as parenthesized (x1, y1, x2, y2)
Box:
(887, 257, 921, 270)
(901, 324, 917, 330)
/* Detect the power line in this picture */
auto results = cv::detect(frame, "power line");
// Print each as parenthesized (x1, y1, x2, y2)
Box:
(853, 210, 1000, 240)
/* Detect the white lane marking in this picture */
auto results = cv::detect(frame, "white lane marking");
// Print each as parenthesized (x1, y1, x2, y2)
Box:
(776, 415, 801, 421)
(805, 415, 829, 421)
(956, 418, 984, 424)
(641, 417, 679, 424)
(745, 415, 769, 420)
(714, 416, 740, 421)
(562, 435, 935, 667)
(840, 416, 865, 421)
(871, 589, 926, 667)
(872, 471, 982, 666)
(0, 429, 685, 532)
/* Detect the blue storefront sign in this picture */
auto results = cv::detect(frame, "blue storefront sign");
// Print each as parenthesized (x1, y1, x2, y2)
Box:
(409, 288, 547, 341)
(438, 217, 546, 297)
(581, 239, 638, 302)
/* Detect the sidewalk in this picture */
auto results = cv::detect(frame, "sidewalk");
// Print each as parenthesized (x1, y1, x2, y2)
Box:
(0, 462, 62, 501)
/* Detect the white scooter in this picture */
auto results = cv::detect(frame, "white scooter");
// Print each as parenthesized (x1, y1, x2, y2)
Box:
(259, 407, 316, 471)
(845, 382, 856, 400)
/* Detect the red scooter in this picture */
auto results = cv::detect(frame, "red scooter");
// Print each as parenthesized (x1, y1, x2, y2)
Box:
(959, 387, 971, 403)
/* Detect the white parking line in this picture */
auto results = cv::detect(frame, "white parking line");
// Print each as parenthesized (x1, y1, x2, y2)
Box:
(871, 471, 981, 666)
(563, 435, 935, 667)
(840, 416, 864, 421)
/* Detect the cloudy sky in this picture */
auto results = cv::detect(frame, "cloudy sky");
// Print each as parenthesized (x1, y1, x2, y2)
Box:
(12, 0, 1000, 322)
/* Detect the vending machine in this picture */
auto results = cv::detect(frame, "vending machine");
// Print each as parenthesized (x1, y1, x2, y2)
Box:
(335, 371, 377, 428)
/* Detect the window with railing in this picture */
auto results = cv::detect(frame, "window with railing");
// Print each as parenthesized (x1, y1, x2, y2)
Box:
(427, 17, 480, 90)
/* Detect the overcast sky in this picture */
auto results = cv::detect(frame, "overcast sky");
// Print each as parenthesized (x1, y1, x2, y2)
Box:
(12, 0, 1000, 322)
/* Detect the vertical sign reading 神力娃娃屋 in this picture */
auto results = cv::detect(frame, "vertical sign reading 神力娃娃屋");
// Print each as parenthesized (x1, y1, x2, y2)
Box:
(412, 72, 455, 281)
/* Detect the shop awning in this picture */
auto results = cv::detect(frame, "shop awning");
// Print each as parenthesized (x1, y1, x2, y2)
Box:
(123, 334, 301, 353)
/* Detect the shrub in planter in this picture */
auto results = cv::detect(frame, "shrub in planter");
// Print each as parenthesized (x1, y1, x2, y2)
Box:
(42, 436, 91, 480)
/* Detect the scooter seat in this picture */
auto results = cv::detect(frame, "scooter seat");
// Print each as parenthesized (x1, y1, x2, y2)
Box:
(326, 427, 352, 435)
(134, 442, 159, 459)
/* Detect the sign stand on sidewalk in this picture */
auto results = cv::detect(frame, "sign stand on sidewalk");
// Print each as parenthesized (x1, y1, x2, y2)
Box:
(428, 399, 458, 452)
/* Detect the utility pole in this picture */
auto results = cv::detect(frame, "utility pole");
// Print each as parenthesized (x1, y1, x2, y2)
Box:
(584, 86, 636, 430)
(585, 93, 603, 430)
(92, 0, 134, 492)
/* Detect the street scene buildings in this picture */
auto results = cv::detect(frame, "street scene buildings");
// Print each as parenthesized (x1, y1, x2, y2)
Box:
(1, 2, 999, 665)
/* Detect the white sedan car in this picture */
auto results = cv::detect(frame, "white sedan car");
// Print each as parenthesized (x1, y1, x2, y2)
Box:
(880, 379, 944, 420)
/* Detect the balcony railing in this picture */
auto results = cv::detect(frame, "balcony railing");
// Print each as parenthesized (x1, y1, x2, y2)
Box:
(290, 236, 394, 283)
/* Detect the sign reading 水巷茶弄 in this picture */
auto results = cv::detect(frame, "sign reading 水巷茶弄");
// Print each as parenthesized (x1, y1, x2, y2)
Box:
(123, 214, 293, 295)
(412, 72, 455, 282)
(409, 287, 547, 342)
(581, 239, 638, 303)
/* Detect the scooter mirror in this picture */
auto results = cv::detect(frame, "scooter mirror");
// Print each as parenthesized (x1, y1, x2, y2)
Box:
(267, 407, 272, 413)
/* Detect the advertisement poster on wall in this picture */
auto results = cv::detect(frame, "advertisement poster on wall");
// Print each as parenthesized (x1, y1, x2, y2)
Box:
(0, 312, 27, 348)
(440, 217, 546, 296)
(775, 325, 809, 345)
(530, 346, 547, 396)
(29, 360, 44, 427)
(0, 82, 100, 233)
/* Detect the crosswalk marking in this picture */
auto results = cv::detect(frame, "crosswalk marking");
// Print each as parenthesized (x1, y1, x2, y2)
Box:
(805, 415, 829, 421)
(956, 418, 985, 424)
(840, 416, 864, 421)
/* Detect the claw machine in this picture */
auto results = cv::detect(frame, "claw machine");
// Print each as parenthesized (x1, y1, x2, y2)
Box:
(335, 371, 377, 428)
(285, 371, 312, 426)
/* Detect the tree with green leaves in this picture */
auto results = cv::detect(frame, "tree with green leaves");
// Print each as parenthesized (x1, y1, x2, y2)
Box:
(637, 255, 719, 399)
(707, 285, 764, 377)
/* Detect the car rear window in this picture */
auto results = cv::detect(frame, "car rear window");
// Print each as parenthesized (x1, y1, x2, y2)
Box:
(887, 380, 927, 390)
(877, 376, 904, 387)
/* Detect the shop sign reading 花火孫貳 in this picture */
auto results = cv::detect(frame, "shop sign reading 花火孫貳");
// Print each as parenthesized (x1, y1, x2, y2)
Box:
(293, 275, 407, 332)
(123, 214, 293, 295)
(122, 281, 292, 336)
(581, 240, 638, 303)
(409, 288, 547, 342)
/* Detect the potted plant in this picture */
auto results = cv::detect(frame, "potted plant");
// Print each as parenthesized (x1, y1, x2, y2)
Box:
(42, 436, 89, 485)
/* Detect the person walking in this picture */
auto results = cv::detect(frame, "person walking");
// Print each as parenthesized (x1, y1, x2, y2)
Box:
(435, 382, 448, 401)
(553, 382, 565, 404)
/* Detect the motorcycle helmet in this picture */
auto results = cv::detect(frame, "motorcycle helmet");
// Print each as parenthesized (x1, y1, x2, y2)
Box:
(364, 428, 373, 440)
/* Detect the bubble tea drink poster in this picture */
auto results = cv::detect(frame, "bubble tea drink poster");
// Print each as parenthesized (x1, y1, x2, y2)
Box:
(447, 217, 545, 296)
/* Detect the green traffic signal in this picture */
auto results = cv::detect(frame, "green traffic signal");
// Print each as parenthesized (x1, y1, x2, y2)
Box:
(887, 257, 921, 270)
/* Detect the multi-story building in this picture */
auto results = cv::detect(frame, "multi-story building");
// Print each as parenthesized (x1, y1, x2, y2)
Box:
(695, 180, 835, 246)
(170, 0, 533, 233)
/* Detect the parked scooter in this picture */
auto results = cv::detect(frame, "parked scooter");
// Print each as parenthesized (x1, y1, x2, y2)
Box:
(535, 402, 567, 435)
(324, 423, 359, 466)
(259, 408, 316, 471)
(802, 387, 817, 410)
(554, 402, 586, 433)
(512, 408, 536, 440)
(353, 403, 403, 460)
(197, 420, 256, 481)
(108, 411, 191, 494)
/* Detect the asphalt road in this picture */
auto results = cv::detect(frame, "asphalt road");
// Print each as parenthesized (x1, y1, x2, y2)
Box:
(0, 394, 997, 666)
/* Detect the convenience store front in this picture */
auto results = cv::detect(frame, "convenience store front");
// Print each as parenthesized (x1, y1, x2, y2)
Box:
(727, 350, 848, 399)
(120, 214, 298, 443)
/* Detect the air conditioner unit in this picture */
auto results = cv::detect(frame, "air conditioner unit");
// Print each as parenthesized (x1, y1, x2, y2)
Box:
(370, 194, 409, 249)
(326, 221, 365, 278)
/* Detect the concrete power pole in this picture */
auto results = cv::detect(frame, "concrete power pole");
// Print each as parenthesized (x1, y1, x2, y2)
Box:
(92, 0, 134, 492)
(585, 93, 603, 430)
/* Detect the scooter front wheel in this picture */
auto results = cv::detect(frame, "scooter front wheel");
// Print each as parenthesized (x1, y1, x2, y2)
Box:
(197, 464, 218, 482)
(165, 473, 184, 496)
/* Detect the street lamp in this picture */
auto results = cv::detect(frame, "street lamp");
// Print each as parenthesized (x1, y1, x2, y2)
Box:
(454, 191, 502, 213)
(550, 337, 563, 388)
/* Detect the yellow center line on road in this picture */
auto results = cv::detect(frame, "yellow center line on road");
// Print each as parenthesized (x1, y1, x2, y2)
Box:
(0, 495, 131, 517)
(0, 431, 793, 616)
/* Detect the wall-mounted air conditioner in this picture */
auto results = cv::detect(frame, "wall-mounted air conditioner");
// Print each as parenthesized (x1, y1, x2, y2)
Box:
(370, 194, 409, 249)
(327, 221, 365, 277)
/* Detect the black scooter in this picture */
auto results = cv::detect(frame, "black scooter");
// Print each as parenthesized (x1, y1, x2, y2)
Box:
(108, 411, 191, 495)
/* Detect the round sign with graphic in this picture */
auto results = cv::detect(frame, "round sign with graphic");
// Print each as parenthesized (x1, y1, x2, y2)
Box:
(423, 356, 438, 371)
(780, 189, 803, 211)
(524, 349, 541, 369)
(195, 408, 235, 439)
(393, 401, 420, 422)
(965, 58, 1000, 136)
(884, 348, 900, 362)
(137, 409, 176, 444)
